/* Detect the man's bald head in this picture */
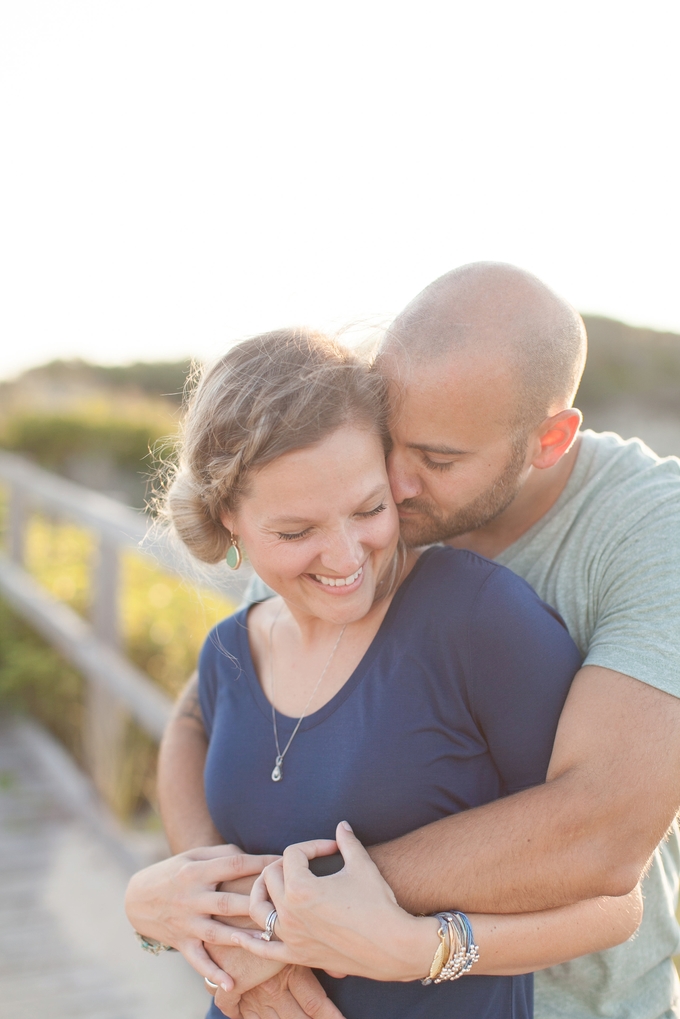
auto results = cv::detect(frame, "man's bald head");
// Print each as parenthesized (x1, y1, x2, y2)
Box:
(380, 262, 587, 429)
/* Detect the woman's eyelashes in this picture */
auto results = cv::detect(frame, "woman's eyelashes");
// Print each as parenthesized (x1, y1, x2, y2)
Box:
(276, 503, 387, 542)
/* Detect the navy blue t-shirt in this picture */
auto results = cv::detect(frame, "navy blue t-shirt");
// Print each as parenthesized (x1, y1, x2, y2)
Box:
(200, 546, 581, 1019)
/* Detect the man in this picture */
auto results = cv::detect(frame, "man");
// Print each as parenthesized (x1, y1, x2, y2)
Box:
(153, 263, 680, 1018)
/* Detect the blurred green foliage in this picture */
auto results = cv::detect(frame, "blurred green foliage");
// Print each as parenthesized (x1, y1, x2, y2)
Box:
(0, 509, 237, 819)
(0, 597, 87, 766)
(2, 413, 169, 474)
(578, 315, 680, 414)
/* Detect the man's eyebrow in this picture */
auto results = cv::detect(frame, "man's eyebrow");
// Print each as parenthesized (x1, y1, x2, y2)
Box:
(406, 443, 471, 456)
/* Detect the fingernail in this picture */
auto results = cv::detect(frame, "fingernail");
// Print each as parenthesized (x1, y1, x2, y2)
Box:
(340, 820, 353, 831)
(221, 983, 230, 992)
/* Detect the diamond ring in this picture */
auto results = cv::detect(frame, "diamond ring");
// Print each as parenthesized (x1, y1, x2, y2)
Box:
(261, 909, 278, 942)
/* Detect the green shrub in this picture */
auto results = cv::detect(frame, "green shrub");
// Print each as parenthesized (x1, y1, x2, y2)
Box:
(0, 597, 86, 766)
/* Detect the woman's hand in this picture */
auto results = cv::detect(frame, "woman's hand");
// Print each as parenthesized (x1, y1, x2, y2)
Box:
(124, 844, 280, 989)
(229, 822, 438, 983)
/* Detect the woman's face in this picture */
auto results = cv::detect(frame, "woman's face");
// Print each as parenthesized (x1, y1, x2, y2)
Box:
(222, 425, 399, 625)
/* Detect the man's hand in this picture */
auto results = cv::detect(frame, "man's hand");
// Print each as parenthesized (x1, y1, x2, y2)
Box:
(213, 965, 346, 1019)
(124, 846, 278, 988)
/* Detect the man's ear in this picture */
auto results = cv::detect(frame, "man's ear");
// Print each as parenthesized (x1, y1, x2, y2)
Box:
(532, 409, 582, 470)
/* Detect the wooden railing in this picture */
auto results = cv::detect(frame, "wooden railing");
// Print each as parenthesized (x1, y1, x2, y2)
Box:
(0, 450, 251, 805)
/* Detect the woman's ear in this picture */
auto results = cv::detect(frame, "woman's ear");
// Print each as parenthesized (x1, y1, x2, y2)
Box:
(219, 511, 236, 535)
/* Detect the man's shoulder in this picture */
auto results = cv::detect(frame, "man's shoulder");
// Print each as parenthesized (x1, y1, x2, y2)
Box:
(579, 429, 680, 487)
(567, 429, 680, 524)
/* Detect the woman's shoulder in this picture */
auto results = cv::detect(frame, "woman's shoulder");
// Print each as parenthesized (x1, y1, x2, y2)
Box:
(410, 544, 530, 597)
(407, 545, 569, 631)
(200, 605, 250, 672)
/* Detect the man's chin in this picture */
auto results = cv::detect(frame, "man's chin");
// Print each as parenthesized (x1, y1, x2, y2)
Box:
(398, 514, 449, 548)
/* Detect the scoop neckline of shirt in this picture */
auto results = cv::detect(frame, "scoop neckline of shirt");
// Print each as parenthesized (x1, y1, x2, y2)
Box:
(236, 546, 441, 732)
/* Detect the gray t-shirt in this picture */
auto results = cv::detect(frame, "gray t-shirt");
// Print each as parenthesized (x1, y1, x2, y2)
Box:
(496, 430, 680, 1019)
(244, 429, 680, 1018)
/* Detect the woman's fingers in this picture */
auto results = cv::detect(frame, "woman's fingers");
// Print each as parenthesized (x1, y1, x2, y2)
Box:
(282, 839, 338, 867)
(228, 931, 295, 964)
(188, 853, 280, 887)
(249, 862, 284, 929)
(204, 889, 252, 918)
(179, 938, 234, 992)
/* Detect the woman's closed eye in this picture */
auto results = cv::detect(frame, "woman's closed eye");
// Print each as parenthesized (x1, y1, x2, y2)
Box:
(276, 503, 387, 542)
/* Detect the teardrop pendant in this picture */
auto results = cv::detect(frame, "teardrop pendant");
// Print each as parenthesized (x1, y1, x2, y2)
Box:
(271, 758, 283, 782)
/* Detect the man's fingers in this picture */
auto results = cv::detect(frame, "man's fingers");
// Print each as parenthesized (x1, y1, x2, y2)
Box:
(242, 990, 308, 1019)
(289, 968, 347, 1019)
(213, 988, 244, 1018)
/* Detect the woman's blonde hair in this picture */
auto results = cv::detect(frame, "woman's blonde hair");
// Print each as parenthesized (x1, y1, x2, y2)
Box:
(164, 328, 389, 564)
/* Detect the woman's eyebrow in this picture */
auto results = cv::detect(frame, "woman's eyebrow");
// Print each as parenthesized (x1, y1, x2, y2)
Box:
(406, 442, 471, 455)
(267, 486, 388, 527)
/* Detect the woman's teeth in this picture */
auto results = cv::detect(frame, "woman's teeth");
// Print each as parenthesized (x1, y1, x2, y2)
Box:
(313, 566, 363, 587)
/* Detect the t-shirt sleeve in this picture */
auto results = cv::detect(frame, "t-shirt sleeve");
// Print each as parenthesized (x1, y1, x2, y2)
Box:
(582, 492, 680, 699)
(467, 567, 582, 793)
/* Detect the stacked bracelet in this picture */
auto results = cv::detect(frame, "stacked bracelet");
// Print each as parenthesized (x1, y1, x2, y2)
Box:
(421, 911, 479, 985)
(135, 932, 177, 954)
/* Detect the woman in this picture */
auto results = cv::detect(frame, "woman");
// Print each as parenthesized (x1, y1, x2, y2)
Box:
(126, 328, 640, 1019)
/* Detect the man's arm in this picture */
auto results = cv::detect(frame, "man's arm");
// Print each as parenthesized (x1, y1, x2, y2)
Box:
(158, 673, 223, 852)
(163, 667, 680, 917)
(370, 665, 680, 914)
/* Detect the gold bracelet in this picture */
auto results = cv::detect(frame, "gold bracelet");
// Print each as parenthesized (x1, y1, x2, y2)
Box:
(422, 917, 449, 984)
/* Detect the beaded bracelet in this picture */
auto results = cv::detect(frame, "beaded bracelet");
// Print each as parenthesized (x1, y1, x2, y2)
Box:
(421, 911, 479, 984)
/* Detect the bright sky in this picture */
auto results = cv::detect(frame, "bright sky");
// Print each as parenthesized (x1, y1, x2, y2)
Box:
(1, 1, 679, 380)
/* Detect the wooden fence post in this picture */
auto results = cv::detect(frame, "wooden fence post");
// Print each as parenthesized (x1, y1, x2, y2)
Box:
(85, 535, 129, 812)
(8, 485, 27, 565)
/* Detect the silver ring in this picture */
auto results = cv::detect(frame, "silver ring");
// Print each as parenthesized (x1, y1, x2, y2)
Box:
(261, 908, 278, 942)
(205, 977, 219, 993)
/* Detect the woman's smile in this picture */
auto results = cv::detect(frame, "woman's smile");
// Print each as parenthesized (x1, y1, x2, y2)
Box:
(305, 564, 365, 593)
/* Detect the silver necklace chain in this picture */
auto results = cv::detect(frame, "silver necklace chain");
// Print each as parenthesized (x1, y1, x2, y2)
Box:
(268, 606, 346, 782)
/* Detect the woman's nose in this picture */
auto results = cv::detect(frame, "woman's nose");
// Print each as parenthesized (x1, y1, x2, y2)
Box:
(387, 449, 422, 503)
(319, 530, 364, 575)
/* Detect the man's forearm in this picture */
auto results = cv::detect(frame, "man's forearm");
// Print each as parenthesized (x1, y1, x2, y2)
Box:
(368, 769, 633, 915)
(158, 673, 223, 853)
(370, 667, 680, 915)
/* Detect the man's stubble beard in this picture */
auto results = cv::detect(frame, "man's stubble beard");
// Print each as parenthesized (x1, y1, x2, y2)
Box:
(397, 435, 529, 547)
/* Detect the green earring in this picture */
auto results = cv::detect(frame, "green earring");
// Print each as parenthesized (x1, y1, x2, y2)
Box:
(226, 534, 242, 570)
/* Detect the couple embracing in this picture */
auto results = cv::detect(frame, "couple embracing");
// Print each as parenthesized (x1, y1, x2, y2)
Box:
(126, 262, 680, 1019)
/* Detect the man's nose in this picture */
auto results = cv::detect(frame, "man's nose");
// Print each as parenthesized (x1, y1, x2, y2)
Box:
(387, 450, 422, 503)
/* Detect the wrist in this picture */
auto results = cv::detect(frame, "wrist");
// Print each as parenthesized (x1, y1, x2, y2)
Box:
(390, 914, 441, 982)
